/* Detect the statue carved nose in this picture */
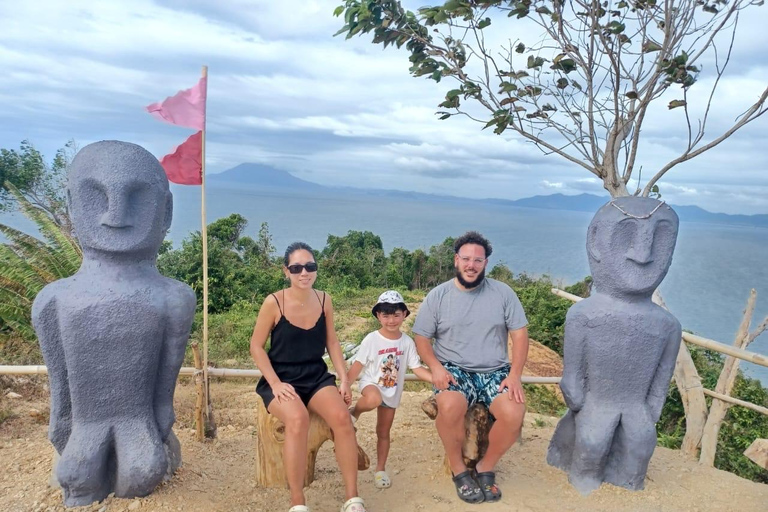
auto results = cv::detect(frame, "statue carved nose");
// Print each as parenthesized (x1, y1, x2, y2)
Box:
(626, 228, 654, 264)
(99, 194, 133, 228)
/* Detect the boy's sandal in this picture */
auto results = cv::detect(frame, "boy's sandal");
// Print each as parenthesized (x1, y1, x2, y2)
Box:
(340, 496, 367, 512)
(288, 506, 309, 512)
(374, 470, 391, 488)
(451, 470, 484, 504)
(474, 470, 502, 503)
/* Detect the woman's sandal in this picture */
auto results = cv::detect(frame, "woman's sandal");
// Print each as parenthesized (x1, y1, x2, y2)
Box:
(451, 470, 484, 504)
(340, 496, 367, 512)
(288, 506, 309, 512)
(374, 470, 391, 488)
(473, 470, 502, 503)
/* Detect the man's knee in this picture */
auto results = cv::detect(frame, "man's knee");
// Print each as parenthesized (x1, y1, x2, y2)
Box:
(436, 391, 468, 421)
(490, 396, 526, 426)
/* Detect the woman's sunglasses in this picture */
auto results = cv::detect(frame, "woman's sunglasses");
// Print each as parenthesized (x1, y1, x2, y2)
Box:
(286, 262, 318, 274)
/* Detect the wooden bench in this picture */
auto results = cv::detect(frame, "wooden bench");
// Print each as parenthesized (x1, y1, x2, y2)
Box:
(254, 396, 370, 487)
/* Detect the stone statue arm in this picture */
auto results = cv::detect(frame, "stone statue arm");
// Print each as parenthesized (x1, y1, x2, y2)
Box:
(646, 319, 683, 421)
(154, 284, 197, 441)
(560, 311, 587, 412)
(31, 288, 71, 454)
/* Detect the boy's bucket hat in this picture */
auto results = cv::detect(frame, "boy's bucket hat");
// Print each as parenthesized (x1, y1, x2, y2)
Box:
(372, 290, 410, 318)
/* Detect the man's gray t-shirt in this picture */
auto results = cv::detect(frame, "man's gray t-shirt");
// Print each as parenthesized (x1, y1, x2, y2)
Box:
(412, 278, 528, 372)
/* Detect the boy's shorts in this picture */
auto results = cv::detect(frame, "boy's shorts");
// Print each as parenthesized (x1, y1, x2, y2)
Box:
(359, 381, 398, 409)
(434, 362, 511, 408)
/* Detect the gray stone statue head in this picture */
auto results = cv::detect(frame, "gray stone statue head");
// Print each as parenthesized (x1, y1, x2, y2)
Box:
(67, 141, 172, 258)
(587, 196, 679, 297)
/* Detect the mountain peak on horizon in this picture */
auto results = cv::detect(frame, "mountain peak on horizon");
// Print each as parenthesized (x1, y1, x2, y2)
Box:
(209, 163, 323, 189)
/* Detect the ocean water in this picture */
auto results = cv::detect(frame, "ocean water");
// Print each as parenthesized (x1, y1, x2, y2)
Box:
(4, 183, 768, 383)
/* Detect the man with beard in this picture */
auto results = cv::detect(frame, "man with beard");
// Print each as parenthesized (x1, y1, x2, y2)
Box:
(412, 231, 529, 505)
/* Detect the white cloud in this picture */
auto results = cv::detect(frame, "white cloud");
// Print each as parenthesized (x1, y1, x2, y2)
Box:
(0, 0, 767, 213)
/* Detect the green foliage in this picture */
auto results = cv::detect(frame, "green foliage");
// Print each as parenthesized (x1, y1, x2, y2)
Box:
(187, 300, 261, 365)
(489, 264, 590, 355)
(524, 383, 567, 416)
(0, 407, 16, 426)
(0, 140, 75, 232)
(0, 183, 82, 343)
(158, 214, 284, 314)
(657, 346, 768, 483)
(318, 230, 387, 289)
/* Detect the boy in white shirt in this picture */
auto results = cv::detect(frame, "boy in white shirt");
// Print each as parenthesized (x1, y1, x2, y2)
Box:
(347, 291, 432, 489)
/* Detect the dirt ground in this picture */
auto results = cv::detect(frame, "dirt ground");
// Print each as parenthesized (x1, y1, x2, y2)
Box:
(2, 377, 767, 512)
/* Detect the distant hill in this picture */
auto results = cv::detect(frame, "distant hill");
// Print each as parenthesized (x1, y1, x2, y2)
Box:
(207, 164, 768, 228)
(504, 193, 608, 212)
(503, 193, 768, 227)
(208, 163, 324, 190)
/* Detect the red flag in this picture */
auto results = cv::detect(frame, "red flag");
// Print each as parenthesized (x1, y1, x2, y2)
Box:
(160, 131, 203, 185)
(146, 77, 207, 130)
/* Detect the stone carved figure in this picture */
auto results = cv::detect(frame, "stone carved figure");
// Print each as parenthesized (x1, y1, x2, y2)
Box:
(31, 141, 196, 507)
(546, 196, 682, 494)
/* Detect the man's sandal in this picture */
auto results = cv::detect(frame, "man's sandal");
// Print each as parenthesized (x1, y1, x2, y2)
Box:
(340, 496, 367, 512)
(451, 470, 484, 504)
(374, 470, 391, 488)
(288, 506, 309, 512)
(474, 470, 502, 503)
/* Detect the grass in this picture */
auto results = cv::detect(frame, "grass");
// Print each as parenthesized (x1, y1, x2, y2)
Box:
(0, 407, 17, 426)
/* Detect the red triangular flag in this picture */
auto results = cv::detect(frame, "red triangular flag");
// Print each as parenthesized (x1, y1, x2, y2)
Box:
(160, 131, 203, 185)
(146, 77, 207, 130)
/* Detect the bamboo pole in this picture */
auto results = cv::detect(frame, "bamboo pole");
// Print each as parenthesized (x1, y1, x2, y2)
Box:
(700, 290, 758, 466)
(191, 343, 205, 442)
(682, 333, 768, 368)
(551, 288, 768, 368)
(702, 389, 768, 417)
(0, 365, 561, 383)
(200, 65, 210, 427)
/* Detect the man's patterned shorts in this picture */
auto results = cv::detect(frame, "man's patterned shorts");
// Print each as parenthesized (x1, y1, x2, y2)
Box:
(434, 362, 511, 408)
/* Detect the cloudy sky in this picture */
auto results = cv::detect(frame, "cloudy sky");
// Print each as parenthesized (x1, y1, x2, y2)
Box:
(1, 0, 767, 214)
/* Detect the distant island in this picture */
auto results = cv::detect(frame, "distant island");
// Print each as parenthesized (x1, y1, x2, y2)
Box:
(208, 163, 768, 228)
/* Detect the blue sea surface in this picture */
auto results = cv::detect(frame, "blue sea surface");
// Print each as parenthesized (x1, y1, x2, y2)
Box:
(4, 183, 767, 383)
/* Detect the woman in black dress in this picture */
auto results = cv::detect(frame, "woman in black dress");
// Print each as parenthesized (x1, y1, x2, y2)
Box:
(251, 242, 365, 512)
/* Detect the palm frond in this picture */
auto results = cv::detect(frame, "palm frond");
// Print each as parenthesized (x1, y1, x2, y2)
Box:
(0, 182, 81, 339)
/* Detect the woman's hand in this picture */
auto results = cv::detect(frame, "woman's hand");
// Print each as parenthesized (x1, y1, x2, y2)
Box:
(273, 381, 298, 403)
(339, 380, 352, 405)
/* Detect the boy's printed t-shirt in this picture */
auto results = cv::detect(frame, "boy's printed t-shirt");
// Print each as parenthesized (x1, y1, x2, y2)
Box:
(352, 331, 422, 408)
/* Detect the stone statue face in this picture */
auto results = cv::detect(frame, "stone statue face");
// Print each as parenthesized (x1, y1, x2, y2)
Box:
(587, 197, 679, 297)
(68, 141, 172, 256)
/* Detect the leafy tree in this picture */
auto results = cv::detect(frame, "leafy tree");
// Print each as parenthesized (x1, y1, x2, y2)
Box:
(385, 246, 415, 288)
(1, 140, 76, 233)
(0, 184, 82, 341)
(409, 248, 429, 289)
(319, 230, 387, 289)
(422, 236, 456, 288)
(335, 0, 767, 197)
(158, 215, 283, 313)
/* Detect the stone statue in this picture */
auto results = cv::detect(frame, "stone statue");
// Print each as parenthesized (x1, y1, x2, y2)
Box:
(546, 196, 682, 494)
(32, 141, 196, 507)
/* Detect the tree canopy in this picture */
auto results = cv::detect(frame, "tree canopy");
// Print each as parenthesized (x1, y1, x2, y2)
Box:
(335, 0, 767, 197)
(0, 140, 75, 232)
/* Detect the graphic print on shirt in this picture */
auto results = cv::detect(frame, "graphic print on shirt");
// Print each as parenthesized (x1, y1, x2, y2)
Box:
(377, 347, 403, 389)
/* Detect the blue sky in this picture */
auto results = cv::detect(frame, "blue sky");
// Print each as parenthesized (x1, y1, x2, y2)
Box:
(1, 0, 767, 214)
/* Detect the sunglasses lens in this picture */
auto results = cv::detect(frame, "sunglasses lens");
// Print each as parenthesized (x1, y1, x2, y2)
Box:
(287, 262, 318, 274)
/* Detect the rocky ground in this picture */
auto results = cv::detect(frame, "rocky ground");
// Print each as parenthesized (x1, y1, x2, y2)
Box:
(2, 376, 767, 512)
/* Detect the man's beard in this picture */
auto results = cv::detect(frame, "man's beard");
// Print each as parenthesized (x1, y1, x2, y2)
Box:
(455, 266, 485, 289)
